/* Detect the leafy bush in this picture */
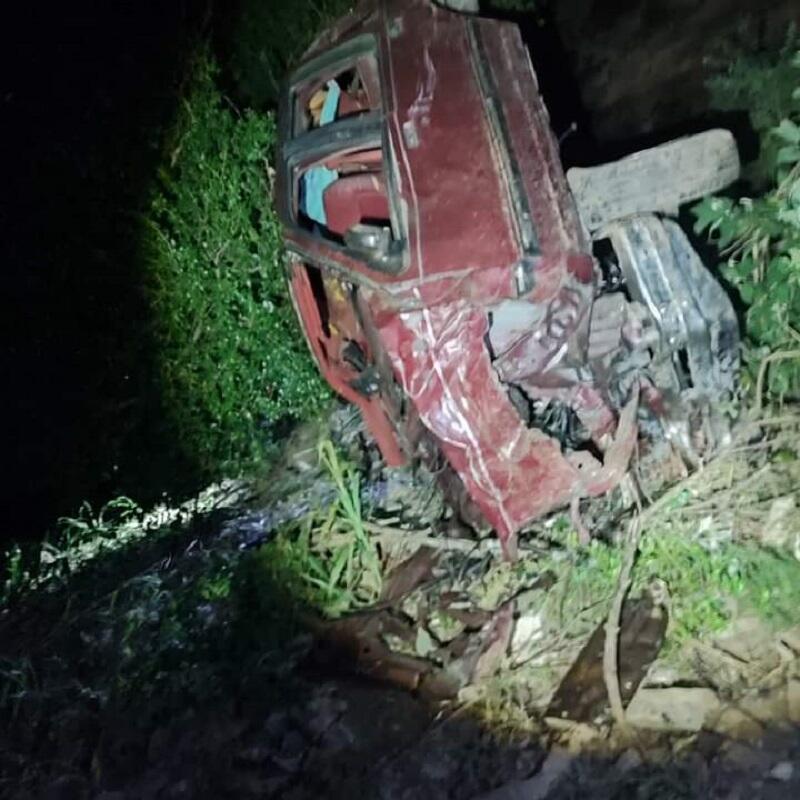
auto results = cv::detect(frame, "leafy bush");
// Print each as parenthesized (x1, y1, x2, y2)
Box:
(145, 54, 329, 478)
(704, 37, 800, 184)
(693, 44, 800, 402)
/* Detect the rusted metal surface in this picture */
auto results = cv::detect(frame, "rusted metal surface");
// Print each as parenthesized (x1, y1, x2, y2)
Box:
(276, 0, 740, 554)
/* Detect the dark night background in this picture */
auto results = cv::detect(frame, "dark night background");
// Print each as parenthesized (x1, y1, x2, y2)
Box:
(2, 1, 214, 545)
(2, 0, 797, 549)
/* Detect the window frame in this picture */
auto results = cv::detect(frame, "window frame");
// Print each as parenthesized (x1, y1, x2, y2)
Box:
(278, 35, 408, 276)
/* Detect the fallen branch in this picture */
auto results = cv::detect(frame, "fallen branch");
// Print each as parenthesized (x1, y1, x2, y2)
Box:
(603, 494, 643, 735)
(362, 521, 544, 556)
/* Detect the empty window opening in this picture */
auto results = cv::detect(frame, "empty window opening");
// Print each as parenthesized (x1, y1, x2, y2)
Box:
(297, 147, 394, 249)
(294, 55, 381, 136)
(592, 237, 626, 296)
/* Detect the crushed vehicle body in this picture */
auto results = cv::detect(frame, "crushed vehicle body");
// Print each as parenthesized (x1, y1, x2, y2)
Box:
(275, 0, 740, 556)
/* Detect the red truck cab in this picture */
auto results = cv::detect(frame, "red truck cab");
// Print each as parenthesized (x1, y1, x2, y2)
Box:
(276, 0, 739, 555)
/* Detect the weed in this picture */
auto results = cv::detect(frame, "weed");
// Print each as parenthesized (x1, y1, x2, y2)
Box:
(704, 33, 799, 184)
(2, 497, 143, 604)
(533, 488, 800, 661)
(197, 571, 232, 602)
(629, 531, 800, 655)
(1, 545, 28, 605)
(55, 497, 142, 561)
(249, 440, 383, 618)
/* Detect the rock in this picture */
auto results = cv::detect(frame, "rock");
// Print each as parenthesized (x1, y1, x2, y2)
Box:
(304, 689, 346, 737)
(719, 741, 774, 773)
(643, 662, 686, 688)
(509, 612, 545, 665)
(709, 707, 764, 740)
(625, 687, 720, 732)
(769, 761, 794, 782)
(476, 748, 574, 800)
(713, 615, 777, 665)
(761, 496, 797, 550)
(738, 687, 789, 724)
(564, 722, 603, 754)
(788, 680, 800, 724)
(320, 720, 357, 752)
(615, 748, 643, 775)
(778, 626, 800, 656)
(264, 711, 291, 739)
(273, 730, 307, 772)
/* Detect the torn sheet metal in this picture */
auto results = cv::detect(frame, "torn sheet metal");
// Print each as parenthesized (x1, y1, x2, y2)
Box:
(376, 300, 638, 555)
(601, 215, 740, 403)
(567, 129, 740, 232)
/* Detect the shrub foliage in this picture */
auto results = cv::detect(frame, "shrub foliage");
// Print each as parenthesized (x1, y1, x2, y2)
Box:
(694, 44, 800, 401)
(145, 55, 329, 478)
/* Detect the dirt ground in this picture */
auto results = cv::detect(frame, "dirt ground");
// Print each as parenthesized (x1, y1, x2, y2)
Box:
(2, 406, 799, 799)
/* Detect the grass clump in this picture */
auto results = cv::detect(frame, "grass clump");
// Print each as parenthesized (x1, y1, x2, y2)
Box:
(633, 534, 800, 651)
(248, 440, 383, 618)
(548, 532, 800, 661)
(538, 437, 800, 659)
(2, 497, 143, 605)
(145, 53, 329, 480)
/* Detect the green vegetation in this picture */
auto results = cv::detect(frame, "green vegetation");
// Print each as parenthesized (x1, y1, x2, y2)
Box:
(0, 441, 375, 718)
(635, 534, 800, 649)
(537, 524, 800, 658)
(2, 497, 143, 605)
(6, 3, 800, 769)
(694, 43, 800, 401)
(232, 440, 382, 619)
(145, 54, 330, 480)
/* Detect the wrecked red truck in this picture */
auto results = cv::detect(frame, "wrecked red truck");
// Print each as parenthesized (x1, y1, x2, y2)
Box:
(275, 0, 740, 556)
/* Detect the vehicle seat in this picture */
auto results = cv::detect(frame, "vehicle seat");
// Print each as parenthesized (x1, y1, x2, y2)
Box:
(338, 90, 368, 117)
(323, 173, 390, 236)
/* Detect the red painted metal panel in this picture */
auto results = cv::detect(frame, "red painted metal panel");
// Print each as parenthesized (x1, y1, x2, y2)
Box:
(375, 300, 584, 555)
(382, 0, 520, 282)
(288, 262, 406, 467)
